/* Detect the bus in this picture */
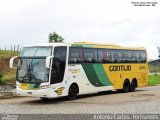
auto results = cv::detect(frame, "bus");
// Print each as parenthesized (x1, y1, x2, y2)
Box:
(10, 42, 148, 100)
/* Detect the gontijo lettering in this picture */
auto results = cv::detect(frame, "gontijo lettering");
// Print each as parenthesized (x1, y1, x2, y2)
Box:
(109, 65, 131, 71)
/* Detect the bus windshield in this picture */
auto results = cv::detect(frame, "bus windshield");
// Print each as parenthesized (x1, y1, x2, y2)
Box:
(17, 47, 52, 83)
(21, 47, 52, 57)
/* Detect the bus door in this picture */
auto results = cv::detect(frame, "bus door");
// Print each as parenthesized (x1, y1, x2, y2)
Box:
(50, 46, 67, 84)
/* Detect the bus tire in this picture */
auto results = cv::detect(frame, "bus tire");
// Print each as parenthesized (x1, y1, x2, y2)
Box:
(117, 89, 123, 93)
(130, 79, 137, 92)
(67, 84, 79, 100)
(122, 80, 130, 93)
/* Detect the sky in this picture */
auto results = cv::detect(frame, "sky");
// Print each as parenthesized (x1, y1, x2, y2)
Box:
(0, 0, 159, 60)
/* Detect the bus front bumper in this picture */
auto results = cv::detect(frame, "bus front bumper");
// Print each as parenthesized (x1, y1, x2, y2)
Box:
(16, 88, 51, 98)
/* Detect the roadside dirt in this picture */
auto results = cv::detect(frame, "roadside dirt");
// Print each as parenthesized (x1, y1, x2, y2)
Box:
(0, 56, 16, 84)
(0, 57, 10, 72)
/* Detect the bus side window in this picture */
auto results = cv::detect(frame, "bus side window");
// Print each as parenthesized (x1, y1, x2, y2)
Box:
(130, 50, 139, 63)
(84, 48, 97, 63)
(122, 50, 131, 63)
(139, 51, 147, 63)
(98, 49, 111, 63)
(111, 50, 122, 63)
(98, 49, 103, 63)
(69, 48, 83, 63)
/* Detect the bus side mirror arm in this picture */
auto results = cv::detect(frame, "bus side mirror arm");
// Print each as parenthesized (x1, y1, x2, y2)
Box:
(10, 56, 19, 69)
(46, 56, 54, 69)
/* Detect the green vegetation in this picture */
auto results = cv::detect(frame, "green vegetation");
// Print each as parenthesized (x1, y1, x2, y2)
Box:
(148, 74, 160, 86)
(48, 31, 64, 43)
(149, 65, 160, 73)
(0, 50, 18, 57)
(1, 69, 16, 81)
(0, 73, 6, 85)
(0, 50, 18, 85)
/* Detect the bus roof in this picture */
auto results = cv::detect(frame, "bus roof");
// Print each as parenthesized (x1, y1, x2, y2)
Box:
(72, 42, 121, 47)
(23, 43, 68, 47)
(72, 42, 146, 51)
(23, 42, 146, 51)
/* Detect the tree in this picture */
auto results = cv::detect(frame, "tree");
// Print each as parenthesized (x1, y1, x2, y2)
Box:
(48, 32, 64, 43)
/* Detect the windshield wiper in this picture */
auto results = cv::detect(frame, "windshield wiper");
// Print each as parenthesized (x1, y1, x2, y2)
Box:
(27, 64, 33, 83)
(19, 57, 23, 64)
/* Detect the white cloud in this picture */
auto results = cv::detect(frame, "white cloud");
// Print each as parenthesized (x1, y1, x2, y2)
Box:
(0, 0, 159, 59)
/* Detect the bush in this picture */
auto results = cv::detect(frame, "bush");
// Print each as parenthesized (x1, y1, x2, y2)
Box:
(0, 73, 6, 85)
(0, 73, 3, 78)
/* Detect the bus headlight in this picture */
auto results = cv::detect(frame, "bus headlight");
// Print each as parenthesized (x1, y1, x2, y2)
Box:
(40, 85, 49, 89)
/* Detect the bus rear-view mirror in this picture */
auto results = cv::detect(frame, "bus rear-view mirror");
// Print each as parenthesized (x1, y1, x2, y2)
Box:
(10, 56, 19, 69)
(46, 56, 54, 69)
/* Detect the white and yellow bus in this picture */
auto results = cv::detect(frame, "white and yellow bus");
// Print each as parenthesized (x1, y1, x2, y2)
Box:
(10, 42, 148, 100)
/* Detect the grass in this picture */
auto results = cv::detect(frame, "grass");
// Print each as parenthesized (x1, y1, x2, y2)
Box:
(149, 65, 160, 73)
(0, 50, 18, 85)
(148, 65, 160, 86)
(0, 74, 6, 85)
(1, 70, 16, 81)
(148, 74, 160, 86)
(0, 50, 18, 57)
(0, 69, 16, 85)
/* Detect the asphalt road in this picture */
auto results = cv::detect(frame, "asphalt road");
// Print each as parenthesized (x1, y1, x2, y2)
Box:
(0, 86, 160, 114)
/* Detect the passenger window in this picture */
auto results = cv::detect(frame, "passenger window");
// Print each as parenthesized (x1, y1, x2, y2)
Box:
(139, 51, 147, 63)
(98, 49, 111, 63)
(84, 48, 97, 63)
(130, 50, 139, 63)
(69, 48, 83, 63)
(111, 50, 122, 63)
(122, 50, 131, 63)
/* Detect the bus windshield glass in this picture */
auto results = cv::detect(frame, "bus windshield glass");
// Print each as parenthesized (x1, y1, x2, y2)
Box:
(17, 47, 52, 83)
(21, 47, 52, 57)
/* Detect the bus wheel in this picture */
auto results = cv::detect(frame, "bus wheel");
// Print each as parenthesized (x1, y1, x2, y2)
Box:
(130, 80, 137, 92)
(122, 80, 130, 93)
(67, 84, 78, 100)
(117, 89, 123, 93)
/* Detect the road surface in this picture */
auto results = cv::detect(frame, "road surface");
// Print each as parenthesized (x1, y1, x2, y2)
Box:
(0, 86, 160, 114)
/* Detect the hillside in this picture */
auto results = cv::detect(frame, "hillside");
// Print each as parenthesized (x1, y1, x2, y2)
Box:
(0, 50, 19, 85)
(149, 59, 160, 66)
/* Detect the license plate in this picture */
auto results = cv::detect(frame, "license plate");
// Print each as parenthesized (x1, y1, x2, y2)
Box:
(27, 92, 32, 94)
